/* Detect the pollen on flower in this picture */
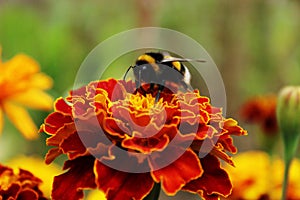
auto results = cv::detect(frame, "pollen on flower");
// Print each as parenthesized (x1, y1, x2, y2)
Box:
(127, 93, 163, 112)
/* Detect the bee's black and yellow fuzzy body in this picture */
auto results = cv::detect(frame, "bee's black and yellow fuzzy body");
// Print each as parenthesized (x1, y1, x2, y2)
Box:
(124, 52, 204, 100)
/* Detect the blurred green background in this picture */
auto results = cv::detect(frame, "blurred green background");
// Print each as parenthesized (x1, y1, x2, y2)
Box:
(0, 0, 300, 164)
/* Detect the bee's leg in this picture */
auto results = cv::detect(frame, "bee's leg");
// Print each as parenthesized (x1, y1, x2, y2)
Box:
(123, 66, 133, 80)
(150, 83, 155, 90)
(155, 80, 165, 102)
(135, 70, 147, 95)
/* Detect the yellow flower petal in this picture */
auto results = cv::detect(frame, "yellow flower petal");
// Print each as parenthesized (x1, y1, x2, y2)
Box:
(225, 151, 270, 199)
(3, 102, 38, 139)
(86, 190, 107, 200)
(2, 54, 40, 77)
(225, 151, 300, 199)
(11, 89, 54, 110)
(5, 155, 61, 198)
(29, 73, 53, 89)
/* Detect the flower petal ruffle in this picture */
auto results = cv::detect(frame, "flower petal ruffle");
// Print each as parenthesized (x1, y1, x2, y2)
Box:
(0, 164, 46, 200)
(95, 160, 154, 200)
(151, 149, 203, 195)
(52, 156, 96, 200)
(183, 154, 232, 199)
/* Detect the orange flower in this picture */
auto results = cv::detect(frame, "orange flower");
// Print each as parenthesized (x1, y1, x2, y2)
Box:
(40, 79, 247, 200)
(240, 95, 278, 135)
(223, 151, 300, 200)
(5, 155, 61, 198)
(0, 163, 47, 200)
(0, 48, 53, 139)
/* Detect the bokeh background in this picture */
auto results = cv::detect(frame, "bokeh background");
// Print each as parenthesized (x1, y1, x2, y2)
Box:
(0, 0, 300, 197)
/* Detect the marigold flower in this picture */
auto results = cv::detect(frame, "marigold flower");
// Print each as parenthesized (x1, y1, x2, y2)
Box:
(40, 79, 247, 200)
(223, 151, 300, 200)
(0, 163, 47, 200)
(5, 155, 61, 198)
(240, 95, 278, 135)
(0, 48, 53, 139)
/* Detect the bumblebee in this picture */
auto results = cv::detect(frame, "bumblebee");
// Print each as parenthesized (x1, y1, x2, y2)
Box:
(123, 52, 205, 100)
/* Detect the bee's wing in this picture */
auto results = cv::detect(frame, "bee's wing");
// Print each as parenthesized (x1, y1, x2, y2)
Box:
(161, 57, 206, 63)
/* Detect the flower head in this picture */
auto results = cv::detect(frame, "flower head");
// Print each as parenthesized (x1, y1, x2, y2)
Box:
(5, 155, 61, 198)
(223, 151, 300, 200)
(240, 95, 278, 135)
(0, 48, 53, 139)
(40, 78, 247, 200)
(0, 163, 47, 200)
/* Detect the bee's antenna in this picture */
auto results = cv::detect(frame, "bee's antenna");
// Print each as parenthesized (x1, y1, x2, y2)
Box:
(123, 65, 133, 80)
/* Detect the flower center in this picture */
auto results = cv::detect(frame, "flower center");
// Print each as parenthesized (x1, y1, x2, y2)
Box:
(128, 93, 163, 113)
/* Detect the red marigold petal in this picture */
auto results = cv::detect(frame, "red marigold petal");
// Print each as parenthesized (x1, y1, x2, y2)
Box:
(73, 98, 93, 117)
(94, 160, 154, 200)
(17, 189, 39, 200)
(103, 117, 129, 138)
(99, 145, 151, 172)
(118, 80, 136, 95)
(220, 118, 247, 136)
(45, 148, 63, 164)
(183, 154, 232, 199)
(54, 97, 72, 115)
(69, 84, 87, 97)
(0, 183, 20, 199)
(122, 134, 169, 153)
(218, 135, 238, 154)
(52, 156, 96, 200)
(150, 149, 203, 195)
(112, 106, 153, 128)
(0, 164, 45, 199)
(216, 118, 247, 154)
(18, 168, 42, 184)
(196, 125, 218, 140)
(94, 79, 118, 99)
(210, 144, 235, 166)
(60, 133, 88, 160)
(87, 142, 111, 160)
(46, 124, 76, 146)
(201, 192, 220, 200)
(43, 112, 73, 135)
(179, 103, 210, 125)
(0, 164, 13, 175)
(87, 79, 130, 101)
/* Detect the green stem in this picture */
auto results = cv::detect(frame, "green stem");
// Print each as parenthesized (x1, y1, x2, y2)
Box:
(281, 132, 300, 200)
(281, 157, 292, 200)
(144, 183, 161, 200)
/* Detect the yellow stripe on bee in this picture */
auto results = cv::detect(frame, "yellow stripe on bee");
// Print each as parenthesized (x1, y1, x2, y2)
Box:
(137, 54, 156, 63)
(172, 61, 181, 71)
(137, 54, 160, 72)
